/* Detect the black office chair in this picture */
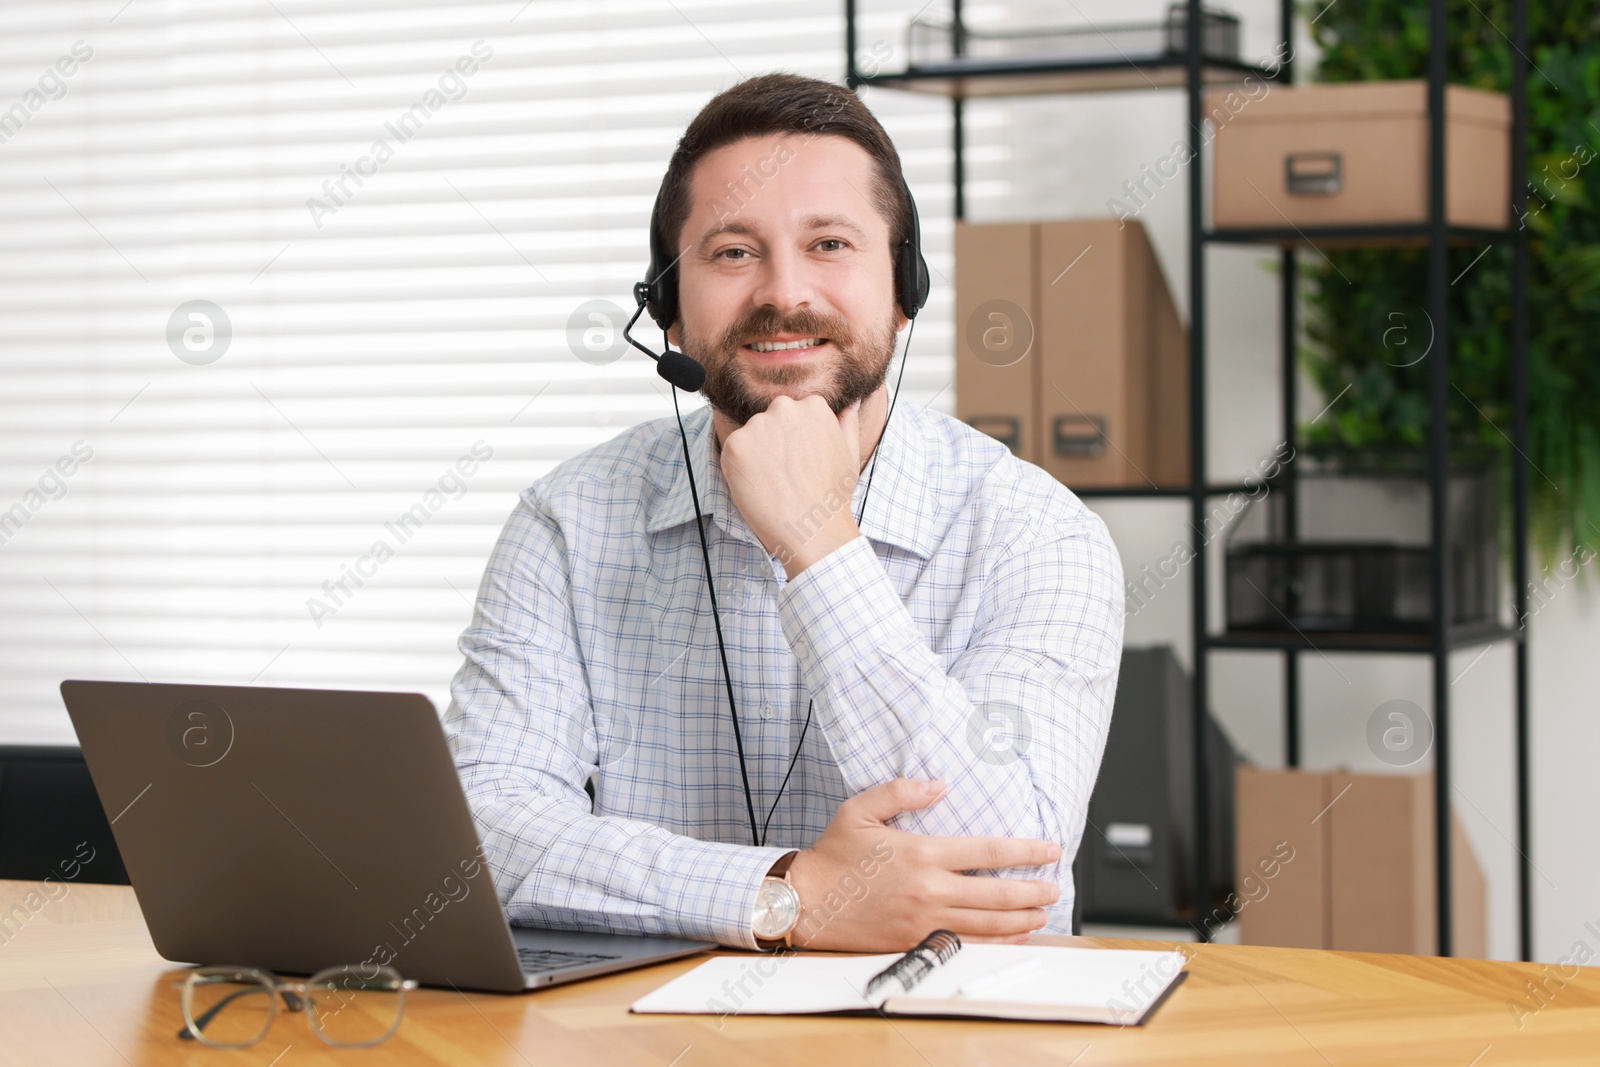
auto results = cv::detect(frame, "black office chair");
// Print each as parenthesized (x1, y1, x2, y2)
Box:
(0, 745, 128, 885)
(1072, 861, 1085, 936)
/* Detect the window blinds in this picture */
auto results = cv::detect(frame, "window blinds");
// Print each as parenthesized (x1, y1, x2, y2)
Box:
(0, 0, 978, 742)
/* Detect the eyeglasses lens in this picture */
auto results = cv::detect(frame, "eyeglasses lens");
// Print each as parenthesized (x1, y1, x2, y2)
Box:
(305, 965, 406, 1047)
(183, 971, 275, 1048)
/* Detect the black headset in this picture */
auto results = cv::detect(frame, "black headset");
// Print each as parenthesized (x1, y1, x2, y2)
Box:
(637, 169, 930, 327)
(621, 161, 928, 848)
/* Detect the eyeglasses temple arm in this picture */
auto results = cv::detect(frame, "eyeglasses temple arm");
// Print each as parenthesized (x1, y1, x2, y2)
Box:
(175, 984, 297, 1041)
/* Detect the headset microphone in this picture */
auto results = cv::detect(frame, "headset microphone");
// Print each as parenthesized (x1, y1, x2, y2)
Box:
(624, 291, 706, 392)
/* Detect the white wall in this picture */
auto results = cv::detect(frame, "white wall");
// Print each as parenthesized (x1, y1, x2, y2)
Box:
(1526, 574, 1600, 962)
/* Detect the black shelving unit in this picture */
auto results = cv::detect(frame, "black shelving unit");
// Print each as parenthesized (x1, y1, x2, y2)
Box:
(847, 0, 1532, 959)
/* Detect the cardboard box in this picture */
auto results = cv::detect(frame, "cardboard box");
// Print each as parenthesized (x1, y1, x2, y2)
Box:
(954, 222, 1039, 461)
(1209, 80, 1510, 231)
(1235, 766, 1330, 949)
(1235, 766, 1487, 956)
(1328, 771, 1488, 958)
(954, 218, 1189, 487)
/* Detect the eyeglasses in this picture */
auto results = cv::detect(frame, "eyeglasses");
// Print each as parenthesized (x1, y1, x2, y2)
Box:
(176, 964, 419, 1048)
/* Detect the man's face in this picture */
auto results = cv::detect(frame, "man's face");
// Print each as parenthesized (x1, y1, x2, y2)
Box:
(667, 133, 908, 426)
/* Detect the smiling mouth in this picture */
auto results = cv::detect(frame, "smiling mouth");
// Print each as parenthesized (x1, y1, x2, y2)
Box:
(745, 337, 829, 355)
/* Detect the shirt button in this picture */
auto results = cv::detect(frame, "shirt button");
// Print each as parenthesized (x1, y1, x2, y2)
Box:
(760, 703, 774, 720)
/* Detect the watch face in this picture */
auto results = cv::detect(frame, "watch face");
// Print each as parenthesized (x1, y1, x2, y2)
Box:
(752, 878, 799, 940)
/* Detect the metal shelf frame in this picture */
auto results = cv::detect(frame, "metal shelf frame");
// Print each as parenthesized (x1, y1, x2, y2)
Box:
(845, 0, 1533, 960)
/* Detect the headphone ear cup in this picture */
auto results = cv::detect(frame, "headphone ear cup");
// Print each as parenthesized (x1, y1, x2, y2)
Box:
(643, 182, 678, 330)
(895, 173, 929, 319)
(896, 242, 929, 320)
(644, 271, 677, 330)
(641, 266, 677, 331)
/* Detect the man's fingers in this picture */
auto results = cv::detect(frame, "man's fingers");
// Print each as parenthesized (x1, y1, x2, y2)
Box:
(924, 834, 1060, 872)
(962, 933, 1035, 946)
(842, 777, 946, 824)
(933, 872, 1059, 912)
(936, 906, 1050, 939)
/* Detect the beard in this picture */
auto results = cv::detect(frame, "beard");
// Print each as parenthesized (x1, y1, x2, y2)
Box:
(678, 303, 899, 427)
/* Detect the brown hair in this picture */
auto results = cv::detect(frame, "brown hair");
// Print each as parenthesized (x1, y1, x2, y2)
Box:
(655, 72, 910, 278)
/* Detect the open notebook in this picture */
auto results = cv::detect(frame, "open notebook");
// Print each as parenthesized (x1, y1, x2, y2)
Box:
(631, 930, 1188, 1025)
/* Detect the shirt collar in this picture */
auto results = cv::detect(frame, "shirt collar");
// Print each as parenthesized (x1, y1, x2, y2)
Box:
(645, 400, 940, 560)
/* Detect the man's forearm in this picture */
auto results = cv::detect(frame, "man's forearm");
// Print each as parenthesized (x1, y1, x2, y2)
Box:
(775, 526, 1122, 885)
(462, 776, 796, 949)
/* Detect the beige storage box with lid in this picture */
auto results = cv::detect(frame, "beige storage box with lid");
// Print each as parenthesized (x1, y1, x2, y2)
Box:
(1208, 80, 1510, 231)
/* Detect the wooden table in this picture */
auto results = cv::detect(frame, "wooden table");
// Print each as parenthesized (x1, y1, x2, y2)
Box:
(3, 880, 1598, 1066)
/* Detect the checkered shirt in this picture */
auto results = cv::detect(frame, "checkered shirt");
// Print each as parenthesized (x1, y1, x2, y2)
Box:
(443, 399, 1123, 949)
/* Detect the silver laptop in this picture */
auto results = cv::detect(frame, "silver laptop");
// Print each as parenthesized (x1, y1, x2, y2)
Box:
(60, 680, 714, 993)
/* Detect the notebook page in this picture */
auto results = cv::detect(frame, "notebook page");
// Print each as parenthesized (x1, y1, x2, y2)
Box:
(898, 944, 1187, 1015)
(631, 954, 900, 1015)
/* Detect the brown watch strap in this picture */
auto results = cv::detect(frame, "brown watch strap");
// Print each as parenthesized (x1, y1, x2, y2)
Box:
(766, 850, 799, 879)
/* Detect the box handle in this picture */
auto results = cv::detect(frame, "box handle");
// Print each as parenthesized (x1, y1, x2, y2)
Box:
(967, 415, 1020, 453)
(1285, 151, 1343, 196)
(1054, 414, 1107, 458)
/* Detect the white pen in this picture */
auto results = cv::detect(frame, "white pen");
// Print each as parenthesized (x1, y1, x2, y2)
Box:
(955, 956, 1044, 999)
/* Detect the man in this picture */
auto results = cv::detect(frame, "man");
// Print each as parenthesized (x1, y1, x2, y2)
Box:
(444, 72, 1123, 953)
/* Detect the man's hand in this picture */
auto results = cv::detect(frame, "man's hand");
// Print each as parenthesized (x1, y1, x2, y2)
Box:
(721, 395, 862, 579)
(783, 778, 1061, 951)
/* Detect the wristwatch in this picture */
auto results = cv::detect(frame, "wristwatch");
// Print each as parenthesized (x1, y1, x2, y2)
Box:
(752, 851, 802, 950)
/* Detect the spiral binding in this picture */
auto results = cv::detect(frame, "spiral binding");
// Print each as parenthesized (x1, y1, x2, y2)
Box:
(863, 929, 963, 999)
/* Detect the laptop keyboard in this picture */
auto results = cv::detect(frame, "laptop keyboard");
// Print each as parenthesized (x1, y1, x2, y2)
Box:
(517, 947, 623, 974)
